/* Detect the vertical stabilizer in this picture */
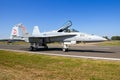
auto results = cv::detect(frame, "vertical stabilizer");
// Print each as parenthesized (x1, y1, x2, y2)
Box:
(32, 26, 41, 36)
(18, 23, 30, 37)
(10, 26, 19, 39)
(9, 23, 30, 42)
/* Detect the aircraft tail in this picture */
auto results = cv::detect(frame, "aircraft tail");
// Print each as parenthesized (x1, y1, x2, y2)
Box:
(32, 26, 41, 36)
(10, 26, 19, 39)
(10, 23, 30, 42)
(18, 23, 30, 37)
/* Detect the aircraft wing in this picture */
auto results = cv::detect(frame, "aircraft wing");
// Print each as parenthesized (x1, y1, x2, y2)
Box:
(29, 33, 76, 43)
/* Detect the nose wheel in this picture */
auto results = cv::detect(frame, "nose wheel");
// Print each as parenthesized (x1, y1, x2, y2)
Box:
(29, 43, 48, 51)
(62, 43, 69, 52)
(62, 48, 68, 52)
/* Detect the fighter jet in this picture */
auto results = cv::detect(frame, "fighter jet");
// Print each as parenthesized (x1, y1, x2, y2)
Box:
(10, 21, 107, 52)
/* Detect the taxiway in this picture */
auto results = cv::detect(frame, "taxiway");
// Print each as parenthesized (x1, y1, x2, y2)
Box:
(0, 44, 120, 60)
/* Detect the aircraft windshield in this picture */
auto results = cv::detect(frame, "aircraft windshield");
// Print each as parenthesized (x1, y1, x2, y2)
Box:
(63, 28, 79, 32)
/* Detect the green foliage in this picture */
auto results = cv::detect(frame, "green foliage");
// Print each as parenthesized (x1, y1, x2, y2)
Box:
(111, 36, 120, 40)
(0, 50, 120, 80)
(0, 41, 29, 45)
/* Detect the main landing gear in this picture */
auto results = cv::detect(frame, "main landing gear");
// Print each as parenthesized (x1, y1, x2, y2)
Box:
(29, 46, 34, 51)
(29, 42, 71, 52)
(29, 43, 48, 51)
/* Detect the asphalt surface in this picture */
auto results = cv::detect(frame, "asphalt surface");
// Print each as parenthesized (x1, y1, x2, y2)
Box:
(0, 44, 120, 59)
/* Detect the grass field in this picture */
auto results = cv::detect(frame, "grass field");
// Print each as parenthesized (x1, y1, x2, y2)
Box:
(0, 50, 120, 80)
(0, 41, 29, 45)
(97, 40, 120, 46)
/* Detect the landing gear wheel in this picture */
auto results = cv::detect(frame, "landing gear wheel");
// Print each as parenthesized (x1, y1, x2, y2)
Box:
(44, 46, 48, 49)
(29, 46, 34, 51)
(34, 48, 39, 51)
(42, 43, 48, 49)
(63, 48, 68, 52)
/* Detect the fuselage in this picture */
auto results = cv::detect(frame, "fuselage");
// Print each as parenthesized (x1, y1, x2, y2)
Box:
(30, 31, 107, 43)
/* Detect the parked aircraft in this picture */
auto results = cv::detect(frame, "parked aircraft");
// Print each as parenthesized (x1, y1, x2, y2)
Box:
(10, 21, 107, 52)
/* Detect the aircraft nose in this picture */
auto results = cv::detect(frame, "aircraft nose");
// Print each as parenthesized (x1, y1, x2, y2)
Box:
(90, 35, 107, 42)
(95, 36, 107, 41)
(102, 37, 107, 41)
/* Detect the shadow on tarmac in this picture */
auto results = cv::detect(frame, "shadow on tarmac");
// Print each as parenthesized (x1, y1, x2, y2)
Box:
(26, 48, 114, 53)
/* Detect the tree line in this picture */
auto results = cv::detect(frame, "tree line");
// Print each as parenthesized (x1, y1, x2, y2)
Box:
(111, 36, 120, 40)
(103, 36, 120, 40)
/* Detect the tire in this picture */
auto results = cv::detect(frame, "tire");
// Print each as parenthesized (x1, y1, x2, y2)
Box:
(29, 46, 34, 51)
(44, 46, 48, 49)
(63, 48, 68, 52)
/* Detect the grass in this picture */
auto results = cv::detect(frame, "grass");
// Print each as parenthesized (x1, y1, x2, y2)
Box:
(0, 41, 29, 45)
(0, 50, 120, 80)
(97, 40, 120, 46)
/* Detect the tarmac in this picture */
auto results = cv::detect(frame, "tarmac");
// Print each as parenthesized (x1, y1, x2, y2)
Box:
(0, 44, 120, 60)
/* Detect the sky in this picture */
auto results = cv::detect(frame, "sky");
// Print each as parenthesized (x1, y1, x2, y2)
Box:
(0, 0, 120, 39)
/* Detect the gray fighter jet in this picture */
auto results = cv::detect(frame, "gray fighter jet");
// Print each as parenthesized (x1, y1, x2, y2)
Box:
(10, 21, 107, 52)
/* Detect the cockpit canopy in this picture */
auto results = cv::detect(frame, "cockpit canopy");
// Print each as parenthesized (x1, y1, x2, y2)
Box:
(63, 28, 79, 32)
(57, 20, 79, 32)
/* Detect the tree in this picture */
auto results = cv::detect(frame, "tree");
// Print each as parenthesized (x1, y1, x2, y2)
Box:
(111, 36, 120, 40)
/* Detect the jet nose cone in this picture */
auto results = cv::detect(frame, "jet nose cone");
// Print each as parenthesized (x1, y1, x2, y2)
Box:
(102, 38, 107, 41)
(92, 35, 107, 41)
(98, 37, 107, 41)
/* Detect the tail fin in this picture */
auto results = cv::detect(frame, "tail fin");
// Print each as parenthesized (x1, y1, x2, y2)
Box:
(32, 26, 41, 36)
(18, 23, 30, 37)
(10, 23, 30, 42)
(10, 26, 19, 39)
